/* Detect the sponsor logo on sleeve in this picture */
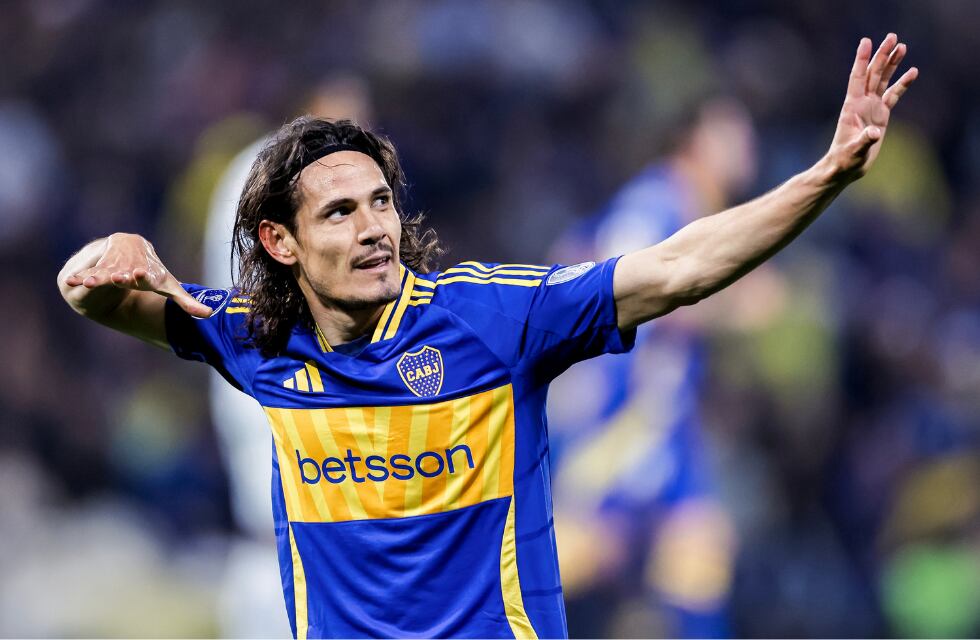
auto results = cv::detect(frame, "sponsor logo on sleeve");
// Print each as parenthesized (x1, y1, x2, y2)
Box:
(546, 261, 595, 286)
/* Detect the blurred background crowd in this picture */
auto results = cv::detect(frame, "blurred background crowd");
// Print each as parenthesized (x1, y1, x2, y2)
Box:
(1, 0, 978, 637)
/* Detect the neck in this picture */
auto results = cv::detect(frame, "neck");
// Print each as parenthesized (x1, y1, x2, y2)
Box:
(300, 284, 387, 346)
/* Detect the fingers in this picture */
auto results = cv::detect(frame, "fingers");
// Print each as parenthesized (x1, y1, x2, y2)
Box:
(865, 33, 898, 95)
(68, 268, 112, 288)
(171, 289, 214, 319)
(876, 42, 907, 95)
(850, 125, 883, 158)
(883, 66, 919, 108)
(846, 37, 872, 97)
(65, 273, 84, 287)
(156, 278, 213, 318)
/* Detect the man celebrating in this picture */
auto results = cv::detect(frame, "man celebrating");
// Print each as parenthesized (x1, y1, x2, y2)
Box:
(59, 35, 915, 639)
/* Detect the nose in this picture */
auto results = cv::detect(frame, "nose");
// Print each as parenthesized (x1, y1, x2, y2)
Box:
(354, 204, 386, 246)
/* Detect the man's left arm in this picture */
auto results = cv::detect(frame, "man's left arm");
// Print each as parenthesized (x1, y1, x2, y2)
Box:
(615, 34, 917, 330)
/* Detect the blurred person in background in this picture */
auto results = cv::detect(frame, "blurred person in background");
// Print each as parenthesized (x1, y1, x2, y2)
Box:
(201, 74, 374, 638)
(55, 32, 917, 639)
(548, 96, 757, 638)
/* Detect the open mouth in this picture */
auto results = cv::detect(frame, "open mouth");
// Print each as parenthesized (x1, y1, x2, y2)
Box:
(354, 254, 392, 272)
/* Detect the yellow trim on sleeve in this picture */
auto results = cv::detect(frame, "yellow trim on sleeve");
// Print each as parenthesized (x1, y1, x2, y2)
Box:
(459, 261, 550, 273)
(413, 277, 435, 289)
(500, 496, 537, 639)
(288, 525, 309, 640)
(225, 307, 251, 313)
(442, 266, 550, 279)
(436, 275, 542, 287)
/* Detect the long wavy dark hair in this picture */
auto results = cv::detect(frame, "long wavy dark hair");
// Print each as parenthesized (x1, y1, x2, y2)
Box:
(232, 117, 442, 357)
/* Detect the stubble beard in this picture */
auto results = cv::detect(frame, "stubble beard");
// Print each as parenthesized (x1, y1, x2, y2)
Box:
(314, 272, 401, 312)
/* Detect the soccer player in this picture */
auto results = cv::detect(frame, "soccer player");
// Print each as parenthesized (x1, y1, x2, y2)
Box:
(547, 97, 756, 637)
(58, 35, 915, 638)
(203, 75, 373, 639)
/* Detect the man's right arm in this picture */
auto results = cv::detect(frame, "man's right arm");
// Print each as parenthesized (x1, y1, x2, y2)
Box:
(58, 233, 213, 349)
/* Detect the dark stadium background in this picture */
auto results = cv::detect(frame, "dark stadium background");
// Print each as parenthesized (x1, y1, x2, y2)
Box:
(1, 0, 978, 636)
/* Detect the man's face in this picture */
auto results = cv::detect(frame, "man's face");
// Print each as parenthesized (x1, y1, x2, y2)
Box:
(287, 150, 402, 311)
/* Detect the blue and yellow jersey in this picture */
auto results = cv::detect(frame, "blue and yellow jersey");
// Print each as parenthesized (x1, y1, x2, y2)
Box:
(165, 257, 634, 639)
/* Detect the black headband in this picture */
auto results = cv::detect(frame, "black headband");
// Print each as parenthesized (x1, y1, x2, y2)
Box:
(297, 143, 371, 175)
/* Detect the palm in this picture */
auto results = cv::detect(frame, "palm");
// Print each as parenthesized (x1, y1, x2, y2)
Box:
(829, 34, 917, 178)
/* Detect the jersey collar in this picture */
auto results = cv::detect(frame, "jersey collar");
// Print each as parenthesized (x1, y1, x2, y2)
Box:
(314, 264, 417, 353)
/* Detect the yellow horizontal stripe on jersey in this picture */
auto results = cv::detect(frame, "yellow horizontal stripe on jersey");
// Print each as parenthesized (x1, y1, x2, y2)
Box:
(225, 306, 250, 313)
(264, 385, 516, 523)
(269, 408, 307, 521)
(411, 289, 434, 298)
(280, 408, 332, 521)
(408, 300, 431, 307)
(413, 395, 454, 517)
(413, 278, 436, 289)
(444, 391, 474, 510)
(308, 409, 369, 520)
(341, 407, 386, 510)
(231, 296, 251, 303)
(436, 275, 542, 288)
(458, 261, 550, 273)
(402, 402, 432, 516)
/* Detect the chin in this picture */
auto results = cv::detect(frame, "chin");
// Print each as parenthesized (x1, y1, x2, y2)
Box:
(337, 278, 400, 311)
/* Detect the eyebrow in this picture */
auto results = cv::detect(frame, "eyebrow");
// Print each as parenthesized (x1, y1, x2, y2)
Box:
(315, 185, 392, 215)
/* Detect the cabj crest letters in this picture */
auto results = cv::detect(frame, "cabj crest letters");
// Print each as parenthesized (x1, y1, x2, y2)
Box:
(396, 346, 444, 397)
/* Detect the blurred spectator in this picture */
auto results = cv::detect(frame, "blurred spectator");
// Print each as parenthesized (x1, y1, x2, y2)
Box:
(548, 96, 756, 638)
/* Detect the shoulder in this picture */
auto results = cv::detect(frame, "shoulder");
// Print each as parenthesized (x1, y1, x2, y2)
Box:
(417, 261, 552, 303)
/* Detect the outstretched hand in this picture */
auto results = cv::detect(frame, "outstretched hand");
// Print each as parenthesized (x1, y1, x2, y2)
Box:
(64, 233, 213, 318)
(827, 33, 918, 180)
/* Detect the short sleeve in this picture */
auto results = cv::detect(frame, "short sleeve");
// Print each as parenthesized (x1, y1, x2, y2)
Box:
(429, 257, 635, 382)
(519, 256, 635, 379)
(164, 284, 260, 395)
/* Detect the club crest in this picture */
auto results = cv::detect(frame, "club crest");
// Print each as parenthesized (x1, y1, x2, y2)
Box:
(396, 346, 444, 398)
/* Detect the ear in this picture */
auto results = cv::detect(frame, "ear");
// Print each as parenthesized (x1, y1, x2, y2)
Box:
(258, 220, 299, 266)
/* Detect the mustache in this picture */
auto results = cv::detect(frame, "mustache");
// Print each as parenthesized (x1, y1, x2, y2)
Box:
(352, 242, 395, 268)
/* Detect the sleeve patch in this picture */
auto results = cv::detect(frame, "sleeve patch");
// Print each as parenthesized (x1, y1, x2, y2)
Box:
(546, 261, 595, 286)
(193, 288, 232, 316)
